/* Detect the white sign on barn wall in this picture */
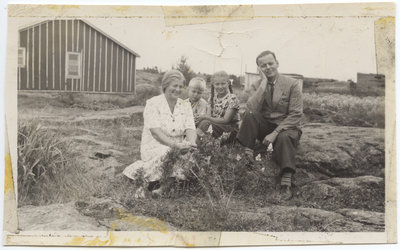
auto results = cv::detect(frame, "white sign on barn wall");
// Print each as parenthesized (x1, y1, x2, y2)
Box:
(65, 51, 82, 79)
(17, 47, 25, 68)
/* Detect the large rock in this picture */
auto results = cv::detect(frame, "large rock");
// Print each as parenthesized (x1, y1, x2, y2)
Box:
(18, 202, 107, 231)
(225, 205, 384, 232)
(18, 197, 175, 232)
(294, 176, 384, 212)
(74, 197, 175, 231)
(296, 123, 384, 178)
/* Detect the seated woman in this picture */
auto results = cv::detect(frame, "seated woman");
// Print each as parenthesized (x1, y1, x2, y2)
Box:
(186, 77, 208, 126)
(196, 71, 240, 140)
(123, 70, 197, 197)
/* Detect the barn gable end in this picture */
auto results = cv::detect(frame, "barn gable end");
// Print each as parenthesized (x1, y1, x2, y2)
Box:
(18, 19, 140, 94)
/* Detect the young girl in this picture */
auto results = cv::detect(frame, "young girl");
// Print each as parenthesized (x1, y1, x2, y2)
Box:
(196, 71, 240, 139)
(187, 77, 208, 126)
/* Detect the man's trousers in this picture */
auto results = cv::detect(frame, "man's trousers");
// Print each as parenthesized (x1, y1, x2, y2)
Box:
(236, 111, 301, 173)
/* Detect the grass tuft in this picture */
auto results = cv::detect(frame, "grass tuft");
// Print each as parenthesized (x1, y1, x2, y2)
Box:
(17, 121, 94, 206)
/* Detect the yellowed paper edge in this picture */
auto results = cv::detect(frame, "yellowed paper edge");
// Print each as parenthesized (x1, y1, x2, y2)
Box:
(3, 3, 397, 246)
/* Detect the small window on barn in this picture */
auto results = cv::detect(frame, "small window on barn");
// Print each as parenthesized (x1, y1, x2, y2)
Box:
(18, 47, 26, 68)
(65, 52, 82, 79)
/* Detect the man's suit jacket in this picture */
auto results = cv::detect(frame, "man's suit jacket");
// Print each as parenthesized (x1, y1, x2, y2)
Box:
(246, 74, 303, 133)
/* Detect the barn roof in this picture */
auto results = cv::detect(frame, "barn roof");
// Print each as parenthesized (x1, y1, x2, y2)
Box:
(19, 19, 140, 58)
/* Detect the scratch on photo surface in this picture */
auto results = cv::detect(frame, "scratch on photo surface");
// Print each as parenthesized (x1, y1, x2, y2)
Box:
(175, 234, 196, 247)
(375, 16, 395, 26)
(116, 208, 170, 233)
(112, 6, 131, 15)
(162, 5, 254, 27)
(65, 207, 169, 246)
(47, 5, 80, 12)
(67, 231, 116, 246)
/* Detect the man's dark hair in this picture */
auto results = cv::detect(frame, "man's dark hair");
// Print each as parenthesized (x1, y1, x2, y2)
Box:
(256, 50, 277, 65)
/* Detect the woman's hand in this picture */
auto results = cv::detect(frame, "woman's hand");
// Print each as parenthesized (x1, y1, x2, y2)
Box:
(174, 142, 191, 150)
(174, 141, 196, 154)
(187, 140, 197, 148)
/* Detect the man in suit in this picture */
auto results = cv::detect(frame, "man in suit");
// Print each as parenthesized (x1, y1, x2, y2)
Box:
(237, 50, 303, 200)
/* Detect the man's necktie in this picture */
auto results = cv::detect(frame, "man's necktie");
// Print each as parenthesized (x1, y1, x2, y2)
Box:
(268, 81, 274, 103)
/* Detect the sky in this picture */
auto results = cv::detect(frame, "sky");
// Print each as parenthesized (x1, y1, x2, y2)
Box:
(84, 15, 378, 81)
(13, 12, 378, 81)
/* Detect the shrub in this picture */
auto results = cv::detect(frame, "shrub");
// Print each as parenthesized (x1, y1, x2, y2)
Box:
(129, 84, 161, 106)
(142, 66, 161, 74)
(158, 133, 277, 215)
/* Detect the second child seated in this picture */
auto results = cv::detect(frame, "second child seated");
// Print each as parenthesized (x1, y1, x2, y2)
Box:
(187, 77, 208, 126)
(196, 71, 240, 139)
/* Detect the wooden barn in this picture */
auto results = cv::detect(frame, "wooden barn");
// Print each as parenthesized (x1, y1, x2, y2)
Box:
(357, 73, 385, 87)
(17, 19, 140, 93)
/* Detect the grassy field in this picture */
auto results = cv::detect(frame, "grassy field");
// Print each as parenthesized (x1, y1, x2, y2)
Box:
(16, 71, 385, 231)
(303, 93, 384, 128)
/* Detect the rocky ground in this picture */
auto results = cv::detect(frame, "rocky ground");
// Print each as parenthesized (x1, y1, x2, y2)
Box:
(17, 95, 385, 232)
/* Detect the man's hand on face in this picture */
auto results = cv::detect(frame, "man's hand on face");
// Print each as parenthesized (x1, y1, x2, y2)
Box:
(258, 66, 267, 82)
(263, 131, 279, 147)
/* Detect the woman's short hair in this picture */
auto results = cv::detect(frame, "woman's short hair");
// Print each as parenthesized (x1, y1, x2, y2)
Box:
(211, 71, 229, 84)
(188, 77, 206, 91)
(256, 50, 277, 66)
(161, 70, 185, 93)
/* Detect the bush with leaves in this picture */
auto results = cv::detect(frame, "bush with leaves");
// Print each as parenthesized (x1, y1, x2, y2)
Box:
(159, 132, 278, 211)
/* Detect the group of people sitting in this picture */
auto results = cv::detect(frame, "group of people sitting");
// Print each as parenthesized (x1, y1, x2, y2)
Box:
(123, 50, 303, 200)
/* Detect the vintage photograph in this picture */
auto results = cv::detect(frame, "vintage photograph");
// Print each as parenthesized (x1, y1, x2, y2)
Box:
(3, 2, 396, 246)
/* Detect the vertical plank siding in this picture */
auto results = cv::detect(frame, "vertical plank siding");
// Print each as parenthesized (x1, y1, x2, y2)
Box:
(66, 19, 72, 91)
(88, 26, 92, 92)
(54, 20, 61, 91)
(45, 22, 49, 89)
(56, 20, 62, 91)
(33, 26, 40, 90)
(48, 21, 54, 90)
(105, 39, 108, 92)
(27, 29, 31, 89)
(51, 21, 55, 89)
(134, 56, 137, 93)
(99, 35, 104, 92)
(19, 30, 27, 89)
(93, 30, 97, 92)
(38, 24, 41, 90)
(18, 19, 137, 93)
(82, 22, 86, 91)
(40, 23, 46, 90)
(111, 42, 116, 92)
(116, 46, 119, 92)
(76, 20, 81, 91)
(60, 20, 66, 91)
